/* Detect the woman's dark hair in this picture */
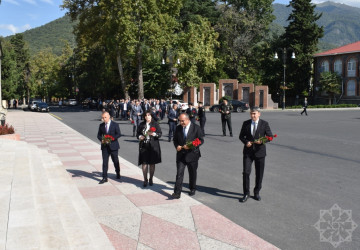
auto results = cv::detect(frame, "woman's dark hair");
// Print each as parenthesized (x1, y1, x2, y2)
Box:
(143, 110, 152, 119)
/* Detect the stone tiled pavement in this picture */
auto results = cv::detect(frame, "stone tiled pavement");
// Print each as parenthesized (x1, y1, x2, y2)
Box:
(1, 110, 279, 249)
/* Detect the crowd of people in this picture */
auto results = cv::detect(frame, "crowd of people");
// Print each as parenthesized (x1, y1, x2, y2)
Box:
(97, 98, 274, 202)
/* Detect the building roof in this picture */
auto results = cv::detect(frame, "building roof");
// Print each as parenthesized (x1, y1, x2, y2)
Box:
(314, 41, 360, 57)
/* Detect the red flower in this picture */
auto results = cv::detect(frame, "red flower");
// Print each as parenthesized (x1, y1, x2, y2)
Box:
(150, 127, 156, 132)
(131, 120, 134, 124)
(274, 134, 277, 138)
(193, 110, 196, 113)
(192, 138, 201, 147)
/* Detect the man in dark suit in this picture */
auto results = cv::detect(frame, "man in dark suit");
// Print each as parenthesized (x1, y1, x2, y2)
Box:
(219, 98, 233, 137)
(167, 103, 179, 142)
(197, 102, 206, 136)
(97, 112, 122, 184)
(171, 113, 204, 199)
(239, 106, 273, 202)
(130, 100, 143, 137)
(186, 102, 197, 124)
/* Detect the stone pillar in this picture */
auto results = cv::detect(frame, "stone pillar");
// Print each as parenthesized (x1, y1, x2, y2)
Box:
(238, 83, 254, 107)
(199, 83, 216, 107)
(254, 85, 269, 109)
(182, 86, 197, 104)
(219, 79, 238, 100)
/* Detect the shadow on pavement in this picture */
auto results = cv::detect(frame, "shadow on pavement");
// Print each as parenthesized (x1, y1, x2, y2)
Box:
(167, 181, 242, 200)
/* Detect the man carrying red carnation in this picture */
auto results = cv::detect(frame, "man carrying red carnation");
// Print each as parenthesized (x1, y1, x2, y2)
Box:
(97, 111, 122, 184)
(171, 113, 204, 199)
(239, 106, 273, 202)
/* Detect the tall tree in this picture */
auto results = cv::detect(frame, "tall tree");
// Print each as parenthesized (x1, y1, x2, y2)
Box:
(216, 0, 274, 80)
(63, 0, 182, 99)
(283, 0, 323, 98)
(10, 34, 30, 103)
(319, 72, 341, 105)
(1, 40, 19, 100)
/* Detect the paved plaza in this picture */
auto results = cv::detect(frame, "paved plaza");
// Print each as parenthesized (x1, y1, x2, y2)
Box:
(1, 110, 278, 249)
(49, 106, 360, 250)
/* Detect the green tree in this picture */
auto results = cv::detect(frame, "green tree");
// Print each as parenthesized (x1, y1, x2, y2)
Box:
(215, 0, 274, 81)
(283, 0, 324, 98)
(177, 16, 219, 88)
(63, 0, 182, 99)
(10, 34, 30, 103)
(1, 40, 19, 100)
(319, 72, 341, 105)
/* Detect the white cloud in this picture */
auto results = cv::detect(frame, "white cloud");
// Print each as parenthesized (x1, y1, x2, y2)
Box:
(313, 0, 360, 8)
(0, 24, 32, 34)
(23, 0, 37, 5)
(3, 0, 20, 5)
(39, 0, 55, 5)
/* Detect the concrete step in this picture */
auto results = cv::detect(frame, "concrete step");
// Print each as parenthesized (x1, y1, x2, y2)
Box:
(1, 139, 113, 249)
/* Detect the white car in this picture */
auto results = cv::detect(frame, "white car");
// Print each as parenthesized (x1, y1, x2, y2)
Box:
(167, 99, 188, 111)
(68, 99, 77, 105)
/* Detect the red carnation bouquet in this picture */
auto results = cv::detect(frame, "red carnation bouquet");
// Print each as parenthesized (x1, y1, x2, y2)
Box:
(102, 134, 115, 145)
(257, 134, 277, 144)
(144, 127, 156, 137)
(184, 138, 201, 149)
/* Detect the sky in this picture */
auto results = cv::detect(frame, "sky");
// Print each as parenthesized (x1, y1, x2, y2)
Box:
(1, 0, 360, 38)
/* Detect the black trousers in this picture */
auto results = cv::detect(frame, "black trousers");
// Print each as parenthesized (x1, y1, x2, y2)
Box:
(301, 107, 308, 115)
(168, 121, 177, 140)
(221, 117, 232, 135)
(102, 147, 120, 178)
(243, 154, 265, 195)
(200, 118, 206, 136)
(174, 160, 198, 194)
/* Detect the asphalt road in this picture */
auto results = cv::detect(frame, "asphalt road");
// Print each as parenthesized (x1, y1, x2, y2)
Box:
(47, 106, 360, 250)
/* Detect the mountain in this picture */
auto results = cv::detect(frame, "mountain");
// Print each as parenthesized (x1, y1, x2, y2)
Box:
(5, 15, 77, 56)
(272, 1, 360, 51)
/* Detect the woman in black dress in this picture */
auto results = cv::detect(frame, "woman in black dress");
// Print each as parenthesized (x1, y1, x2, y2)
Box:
(137, 110, 162, 187)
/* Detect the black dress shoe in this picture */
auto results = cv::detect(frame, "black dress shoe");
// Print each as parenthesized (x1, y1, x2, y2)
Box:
(143, 180, 148, 187)
(230, 134, 233, 137)
(189, 190, 196, 196)
(99, 178, 108, 184)
(149, 179, 153, 186)
(254, 194, 261, 201)
(171, 193, 181, 199)
(116, 173, 121, 179)
(239, 194, 250, 203)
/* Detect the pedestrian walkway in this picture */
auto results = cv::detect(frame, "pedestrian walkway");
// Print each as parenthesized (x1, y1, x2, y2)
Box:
(1, 110, 279, 250)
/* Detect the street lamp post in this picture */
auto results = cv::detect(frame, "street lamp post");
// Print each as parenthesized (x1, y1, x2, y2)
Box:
(275, 48, 295, 110)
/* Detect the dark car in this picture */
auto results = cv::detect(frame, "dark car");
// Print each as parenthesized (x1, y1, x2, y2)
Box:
(82, 98, 98, 109)
(35, 102, 50, 112)
(209, 100, 249, 113)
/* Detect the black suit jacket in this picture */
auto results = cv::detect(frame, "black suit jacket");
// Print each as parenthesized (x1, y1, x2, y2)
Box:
(97, 121, 121, 151)
(239, 119, 272, 158)
(173, 123, 204, 163)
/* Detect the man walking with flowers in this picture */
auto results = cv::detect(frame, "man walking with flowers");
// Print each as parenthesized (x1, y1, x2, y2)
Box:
(97, 112, 122, 184)
(239, 106, 273, 202)
(172, 113, 204, 199)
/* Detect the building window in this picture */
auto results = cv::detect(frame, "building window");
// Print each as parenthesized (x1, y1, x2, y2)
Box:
(334, 59, 342, 75)
(321, 60, 329, 72)
(347, 80, 356, 96)
(347, 58, 356, 77)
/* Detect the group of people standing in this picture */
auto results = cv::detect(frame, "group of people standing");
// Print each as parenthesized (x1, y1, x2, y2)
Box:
(97, 100, 273, 202)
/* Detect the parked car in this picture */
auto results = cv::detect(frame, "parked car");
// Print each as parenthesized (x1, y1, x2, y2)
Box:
(166, 99, 188, 111)
(35, 102, 50, 112)
(68, 99, 77, 105)
(209, 100, 249, 113)
(28, 100, 41, 111)
(82, 98, 98, 109)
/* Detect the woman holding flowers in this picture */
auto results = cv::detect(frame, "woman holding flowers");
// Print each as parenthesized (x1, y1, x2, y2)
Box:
(137, 110, 162, 187)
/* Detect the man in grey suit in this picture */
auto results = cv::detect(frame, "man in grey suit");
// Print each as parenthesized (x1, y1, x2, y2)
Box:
(239, 106, 273, 202)
(130, 100, 143, 137)
(171, 113, 204, 199)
